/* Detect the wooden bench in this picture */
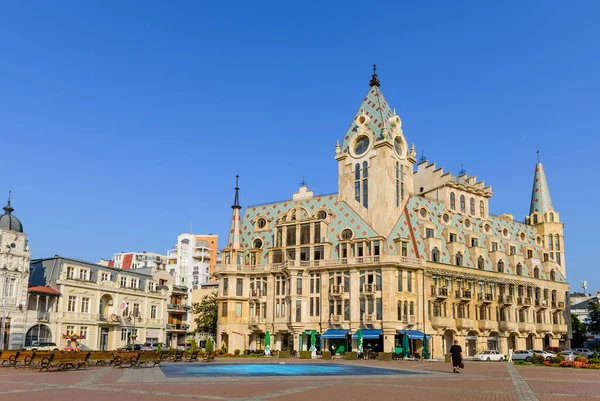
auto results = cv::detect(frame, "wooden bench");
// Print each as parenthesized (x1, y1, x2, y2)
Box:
(0, 351, 20, 367)
(13, 351, 34, 368)
(132, 352, 162, 368)
(183, 350, 200, 362)
(159, 350, 170, 361)
(88, 351, 115, 366)
(28, 352, 54, 369)
(41, 352, 90, 372)
(112, 352, 140, 368)
(169, 350, 184, 362)
(202, 352, 215, 362)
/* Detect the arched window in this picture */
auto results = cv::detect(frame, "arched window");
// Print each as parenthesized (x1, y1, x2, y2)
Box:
(354, 163, 361, 203)
(460, 195, 466, 213)
(516, 263, 522, 276)
(25, 324, 52, 347)
(549, 212, 554, 222)
(455, 252, 463, 266)
(550, 270, 556, 281)
(431, 247, 440, 262)
(362, 161, 368, 208)
(497, 260, 504, 273)
(403, 301, 408, 316)
(409, 301, 415, 316)
(534, 267, 540, 279)
(555, 235, 560, 251)
(395, 162, 400, 207)
(477, 256, 484, 270)
(341, 229, 353, 240)
(470, 198, 475, 215)
(450, 192, 456, 210)
(533, 214, 538, 224)
(548, 234, 553, 250)
(479, 200, 485, 218)
(397, 301, 402, 320)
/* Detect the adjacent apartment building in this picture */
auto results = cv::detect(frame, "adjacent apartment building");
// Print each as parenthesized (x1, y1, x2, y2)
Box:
(166, 233, 218, 290)
(214, 69, 570, 357)
(112, 251, 168, 270)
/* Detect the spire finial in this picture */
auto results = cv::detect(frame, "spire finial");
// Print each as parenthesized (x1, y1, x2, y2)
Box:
(3, 191, 14, 215)
(232, 175, 241, 209)
(536, 150, 540, 163)
(300, 176, 307, 186)
(458, 164, 467, 176)
(369, 64, 381, 87)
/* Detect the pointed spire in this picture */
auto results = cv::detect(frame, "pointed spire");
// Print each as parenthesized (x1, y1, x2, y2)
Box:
(232, 175, 241, 210)
(529, 157, 554, 217)
(3, 190, 13, 214)
(369, 64, 381, 87)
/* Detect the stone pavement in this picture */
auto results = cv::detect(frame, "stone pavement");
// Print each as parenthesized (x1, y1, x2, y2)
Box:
(0, 359, 598, 401)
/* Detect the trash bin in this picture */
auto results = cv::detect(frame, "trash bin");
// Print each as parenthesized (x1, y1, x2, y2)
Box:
(445, 353, 451, 363)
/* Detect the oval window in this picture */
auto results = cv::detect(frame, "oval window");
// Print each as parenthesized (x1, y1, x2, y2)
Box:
(257, 218, 266, 229)
(253, 239, 263, 249)
(341, 229, 353, 240)
(317, 211, 327, 220)
(394, 137, 403, 156)
(354, 136, 370, 156)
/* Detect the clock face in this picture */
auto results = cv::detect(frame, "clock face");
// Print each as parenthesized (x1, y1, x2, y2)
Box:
(354, 136, 369, 156)
(394, 137, 403, 157)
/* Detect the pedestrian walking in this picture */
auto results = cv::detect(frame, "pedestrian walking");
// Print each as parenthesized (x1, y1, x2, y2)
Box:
(331, 343, 336, 360)
(508, 348, 513, 363)
(450, 340, 463, 374)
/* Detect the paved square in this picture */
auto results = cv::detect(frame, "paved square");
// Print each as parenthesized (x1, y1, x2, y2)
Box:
(0, 359, 598, 401)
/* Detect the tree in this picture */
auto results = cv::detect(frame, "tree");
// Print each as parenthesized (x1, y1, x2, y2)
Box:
(191, 293, 218, 335)
(572, 314, 586, 334)
(587, 299, 600, 335)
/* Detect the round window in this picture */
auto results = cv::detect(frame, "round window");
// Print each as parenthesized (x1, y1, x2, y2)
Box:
(420, 208, 427, 218)
(354, 136, 370, 156)
(520, 232, 526, 241)
(253, 239, 263, 249)
(443, 214, 450, 223)
(503, 228, 509, 237)
(257, 218, 266, 229)
(317, 211, 327, 220)
(394, 137, 403, 157)
(484, 224, 491, 233)
(465, 219, 471, 228)
(341, 229, 353, 240)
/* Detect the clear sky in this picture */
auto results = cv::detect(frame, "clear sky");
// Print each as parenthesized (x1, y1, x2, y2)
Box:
(1, 1, 598, 292)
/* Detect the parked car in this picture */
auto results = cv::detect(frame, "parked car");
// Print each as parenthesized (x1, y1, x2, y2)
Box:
(23, 342, 59, 351)
(140, 342, 165, 351)
(545, 346, 564, 354)
(572, 348, 594, 358)
(560, 350, 585, 361)
(473, 350, 506, 362)
(118, 344, 142, 351)
(530, 349, 556, 360)
(512, 350, 535, 362)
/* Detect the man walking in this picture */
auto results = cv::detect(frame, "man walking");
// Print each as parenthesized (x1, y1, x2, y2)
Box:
(450, 340, 463, 374)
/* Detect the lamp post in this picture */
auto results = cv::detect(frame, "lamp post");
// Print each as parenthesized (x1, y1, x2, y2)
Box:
(131, 310, 142, 348)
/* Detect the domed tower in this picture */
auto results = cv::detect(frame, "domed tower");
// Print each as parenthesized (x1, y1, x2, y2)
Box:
(335, 66, 417, 236)
(0, 192, 31, 350)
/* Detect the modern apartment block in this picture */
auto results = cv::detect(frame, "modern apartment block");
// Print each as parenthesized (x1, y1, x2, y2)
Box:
(166, 233, 218, 290)
(214, 69, 570, 357)
(113, 251, 168, 270)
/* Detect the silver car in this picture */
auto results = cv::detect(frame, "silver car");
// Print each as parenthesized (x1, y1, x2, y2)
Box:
(512, 350, 534, 362)
(530, 349, 556, 360)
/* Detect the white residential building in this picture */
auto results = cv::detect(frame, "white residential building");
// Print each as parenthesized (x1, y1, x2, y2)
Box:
(113, 251, 167, 270)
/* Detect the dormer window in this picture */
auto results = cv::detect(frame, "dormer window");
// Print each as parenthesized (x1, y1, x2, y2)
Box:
(471, 237, 479, 247)
(317, 211, 327, 220)
(341, 229, 353, 241)
(477, 256, 484, 269)
(431, 248, 440, 262)
(120, 277, 127, 287)
(455, 252, 463, 266)
(425, 228, 435, 238)
(497, 260, 504, 273)
(449, 233, 457, 243)
(491, 242, 498, 251)
(509, 246, 516, 256)
(527, 249, 533, 259)
(257, 218, 266, 229)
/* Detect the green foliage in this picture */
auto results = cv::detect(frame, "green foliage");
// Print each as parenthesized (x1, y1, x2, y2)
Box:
(191, 294, 218, 335)
(551, 355, 565, 364)
(587, 300, 600, 335)
(571, 314, 587, 334)
(234, 349, 241, 356)
(588, 358, 600, 364)
(190, 339, 198, 354)
(594, 349, 599, 360)
(205, 338, 214, 353)
(513, 360, 529, 366)
(221, 343, 227, 354)
(532, 353, 546, 365)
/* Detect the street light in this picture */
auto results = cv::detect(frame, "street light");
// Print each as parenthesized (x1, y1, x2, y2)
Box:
(130, 310, 142, 348)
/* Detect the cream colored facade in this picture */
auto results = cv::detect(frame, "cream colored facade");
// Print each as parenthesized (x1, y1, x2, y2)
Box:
(214, 70, 570, 357)
(28, 257, 168, 350)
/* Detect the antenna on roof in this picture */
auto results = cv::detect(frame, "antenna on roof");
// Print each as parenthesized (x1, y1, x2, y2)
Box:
(419, 150, 426, 163)
(300, 176, 307, 186)
(582, 280, 588, 295)
(537, 150, 540, 163)
(458, 164, 467, 176)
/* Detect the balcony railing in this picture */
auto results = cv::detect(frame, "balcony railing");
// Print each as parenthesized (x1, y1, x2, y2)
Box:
(455, 290, 472, 301)
(498, 295, 514, 305)
(362, 284, 376, 295)
(552, 301, 565, 309)
(477, 293, 493, 303)
(401, 315, 416, 324)
(37, 312, 50, 321)
(330, 285, 344, 297)
(431, 316, 454, 329)
(431, 287, 449, 298)
(535, 299, 549, 308)
(363, 314, 376, 322)
(97, 314, 120, 323)
(331, 315, 342, 323)
(249, 316, 264, 324)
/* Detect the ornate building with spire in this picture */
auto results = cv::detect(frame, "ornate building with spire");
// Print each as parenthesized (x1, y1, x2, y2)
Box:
(214, 68, 570, 357)
(0, 194, 31, 350)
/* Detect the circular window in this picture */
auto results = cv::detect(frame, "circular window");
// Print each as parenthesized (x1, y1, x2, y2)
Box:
(317, 211, 327, 220)
(419, 208, 427, 218)
(257, 218, 266, 229)
(465, 219, 471, 228)
(520, 232, 526, 241)
(253, 239, 263, 249)
(341, 229, 353, 240)
(394, 137, 403, 157)
(503, 228, 509, 237)
(354, 136, 370, 156)
(443, 214, 450, 223)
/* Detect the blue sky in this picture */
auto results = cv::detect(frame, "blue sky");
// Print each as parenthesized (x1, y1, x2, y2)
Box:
(1, 1, 598, 292)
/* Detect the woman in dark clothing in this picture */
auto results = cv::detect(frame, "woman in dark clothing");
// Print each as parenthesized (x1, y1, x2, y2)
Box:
(450, 340, 463, 373)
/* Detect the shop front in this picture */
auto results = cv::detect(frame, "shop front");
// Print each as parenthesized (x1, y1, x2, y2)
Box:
(321, 329, 350, 355)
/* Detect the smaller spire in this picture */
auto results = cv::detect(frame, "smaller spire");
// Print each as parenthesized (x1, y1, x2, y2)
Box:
(458, 164, 467, 176)
(3, 190, 13, 214)
(232, 175, 241, 209)
(537, 150, 540, 163)
(300, 176, 307, 187)
(369, 64, 381, 87)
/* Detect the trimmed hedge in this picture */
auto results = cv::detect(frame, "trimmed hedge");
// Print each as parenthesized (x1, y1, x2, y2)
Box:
(379, 352, 392, 361)
(299, 351, 312, 359)
(322, 351, 332, 360)
(278, 350, 290, 358)
(344, 352, 358, 360)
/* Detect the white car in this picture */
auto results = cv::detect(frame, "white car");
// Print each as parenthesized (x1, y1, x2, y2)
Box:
(24, 342, 59, 351)
(473, 350, 506, 362)
(530, 349, 556, 360)
(512, 350, 535, 362)
(560, 350, 585, 361)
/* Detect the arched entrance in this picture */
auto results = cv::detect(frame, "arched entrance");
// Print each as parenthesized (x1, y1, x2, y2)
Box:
(526, 333, 536, 350)
(99, 294, 114, 320)
(25, 324, 52, 347)
(488, 331, 500, 352)
(443, 329, 455, 356)
(466, 330, 478, 356)
(508, 332, 518, 351)
(544, 334, 552, 349)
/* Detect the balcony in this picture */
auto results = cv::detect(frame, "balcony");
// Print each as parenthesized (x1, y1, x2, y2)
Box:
(249, 316, 264, 325)
(534, 299, 549, 309)
(166, 324, 189, 332)
(97, 314, 120, 324)
(517, 297, 532, 307)
(363, 314, 377, 323)
(535, 322, 552, 333)
(330, 285, 344, 298)
(498, 295, 514, 305)
(172, 285, 188, 294)
(456, 318, 474, 330)
(36, 312, 50, 322)
(552, 323, 568, 333)
(552, 301, 565, 310)
(518, 322, 535, 333)
(249, 289, 262, 300)
(431, 316, 454, 330)
(478, 320, 498, 332)
(499, 321, 518, 332)
(431, 287, 449, 299)
(455, 290, 472, 302)
(362, 284, 376, 296)
(401, 315, 416, 325)
(331, 315, 342, 324)
(167, 304, 189, 313)
(193, 250, 211, 261)
(477, 293, 493, 303)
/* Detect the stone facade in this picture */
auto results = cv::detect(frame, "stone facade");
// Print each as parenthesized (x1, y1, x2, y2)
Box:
(214, 69, 570, 357)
